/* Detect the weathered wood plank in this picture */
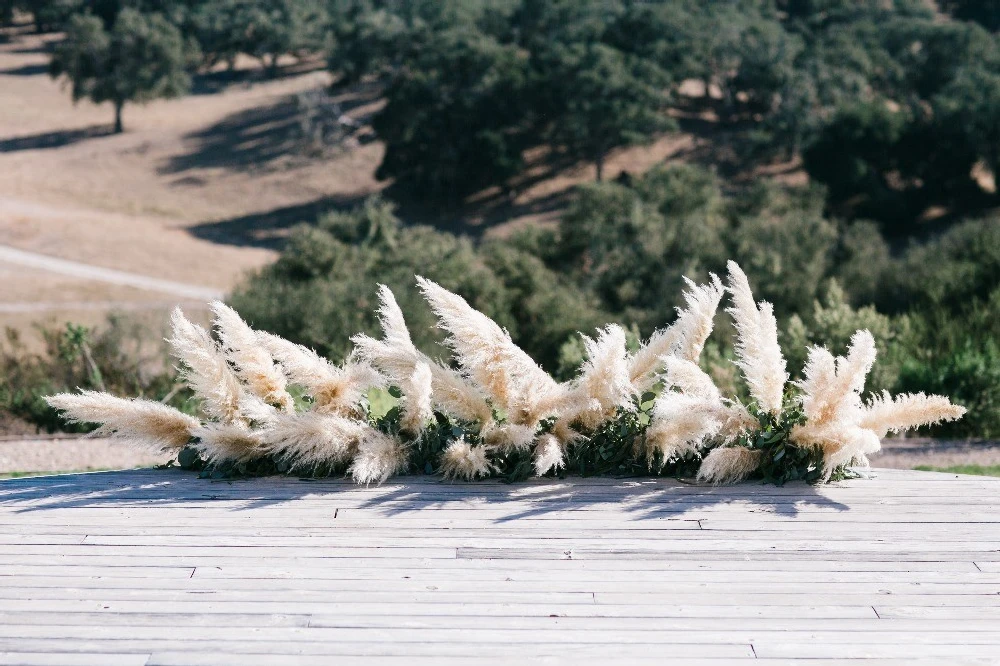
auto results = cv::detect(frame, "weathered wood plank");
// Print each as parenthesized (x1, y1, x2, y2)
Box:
(0, 468, 996, 664)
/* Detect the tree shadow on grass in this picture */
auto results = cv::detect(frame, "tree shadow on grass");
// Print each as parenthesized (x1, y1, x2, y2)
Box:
(185, 194, 367, 250)
(161, 89, 378, 175)
(0, 125, 115, 153)
(0, 62, 47, 76)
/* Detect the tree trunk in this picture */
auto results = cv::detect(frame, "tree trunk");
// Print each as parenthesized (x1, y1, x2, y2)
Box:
(113, 101, 124, 134)
(595, 152, 604, 182)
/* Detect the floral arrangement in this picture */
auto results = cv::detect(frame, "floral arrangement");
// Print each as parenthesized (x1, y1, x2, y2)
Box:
(46, 261, 965, 485)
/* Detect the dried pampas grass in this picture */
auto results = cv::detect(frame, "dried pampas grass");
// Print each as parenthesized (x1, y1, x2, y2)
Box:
(349, 433, 409, 485)
(417, 276, 561, 427)
(861, 391, 967, 438)
(192, 422, 263, 466)
(726, 261, 787, 415)
(353, 284, 492, 424)
(697, 446, 762, 484)
(440, 438, 494, 480)
(166, 308, 244, 424)
(210, 302, 294, 412)
(257, 332, 384, 416)
(44, 261, 967, 488)
(628, 274, 724, 391)
(562, 324, 634, 431)
(45, 391, 198, 451)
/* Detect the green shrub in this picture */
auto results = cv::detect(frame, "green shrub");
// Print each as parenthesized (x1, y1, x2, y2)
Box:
(0, 316, 189, 433)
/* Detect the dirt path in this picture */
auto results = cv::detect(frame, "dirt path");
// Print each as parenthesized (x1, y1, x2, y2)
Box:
(0, 241, 223, 301)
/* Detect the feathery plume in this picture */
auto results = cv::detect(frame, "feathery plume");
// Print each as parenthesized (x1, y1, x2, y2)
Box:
(349, 433, 409, 484)
(482, 421, 538, 453)
(643, 358, 753, 466)
(427, 362, 494, 423)
(726, 261, 787, 414)
(860, 391, 966, 438)
(353, 284, 492, 423)
(192, 422, 263, 466)
(562, 325, 634, 430)
(660, 357, 721, 401)
(46, 391, 198, 451)
(798, 330, 877, 427)
(210, 302, 293, 412)
(628, 274, 724, 391)
(257, 332, 384, 415)
(166, 308, 243, 424)
(440, 438, 494, 480)
(533, 433, 565, 476)
(351, 285, 421, 381)
(416, 276, 561, 426)
(260, 411, 370, 468)
(697, 446, 761, 484)
(400, 361, 434, 434)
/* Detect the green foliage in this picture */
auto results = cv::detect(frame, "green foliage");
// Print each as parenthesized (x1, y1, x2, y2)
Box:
(785, 281, 911, 394)
(191, 0, 326, 74)
(0, 316, 191, 434)
(50, 8, 190, 132)
(538, 41, 673, 180)
(372, 27, 533, 199)
(230, 197, 590, 370)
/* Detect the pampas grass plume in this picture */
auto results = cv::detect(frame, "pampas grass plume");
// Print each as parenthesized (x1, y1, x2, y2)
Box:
(46, 391, 198, 451)
(533, 433, 564, 476)
(210, 301, 293, 412)
(861, 391, 966, 438)
(349, 433, 409, 485)
(726, 261, 787, 415)
(440, 438, 493, 480)
(167, 308, 243, 424)
(628, 274, 723, 391)
(697, 446, 761, 484)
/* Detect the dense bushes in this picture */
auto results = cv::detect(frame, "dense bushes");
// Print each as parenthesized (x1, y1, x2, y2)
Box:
(229, 168, 1000, 438)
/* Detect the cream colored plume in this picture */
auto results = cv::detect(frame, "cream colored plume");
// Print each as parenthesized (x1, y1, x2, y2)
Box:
(192, 422, 263, 466)
(697, 446, 761, 484)
(646, 356, 757, 465)
(481, 421, 537, 453)
(561, 324, 634, 431)
(644, 358, 753, 467)
(349, 433, 409, 484)
(400, 361, 434, 434)
(416, 276, 561, 427)
(427, 362, 494, 424)
(46, 391, 198, 451)
(629, 274, 724, 391)
(533, 433, 565, 476)
(352, 284, 492, 423)
(166, 308, 244, 424)
(210, 302, 293, 412)
(860, 391, 966, 438)
(791, 330, 964, 478)
(726, 261, 787, 415)
(440, 438, 494, 480)
(260, 411, 371, 468)
(797, 330, 877, 428)
(257, 331, 384, 415)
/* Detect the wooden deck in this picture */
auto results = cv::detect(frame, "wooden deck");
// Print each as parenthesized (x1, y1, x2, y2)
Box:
(1, 468, 998, 665)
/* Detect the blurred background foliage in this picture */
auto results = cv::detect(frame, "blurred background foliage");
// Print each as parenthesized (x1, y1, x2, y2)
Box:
(4, 0, 999, 437)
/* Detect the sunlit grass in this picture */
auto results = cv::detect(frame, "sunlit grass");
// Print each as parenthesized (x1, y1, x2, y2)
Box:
(914, 464, 1000, 478)
(0, 468, 115, 479)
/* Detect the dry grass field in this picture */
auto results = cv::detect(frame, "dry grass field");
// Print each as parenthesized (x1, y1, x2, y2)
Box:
(0, 24, 727, 338)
